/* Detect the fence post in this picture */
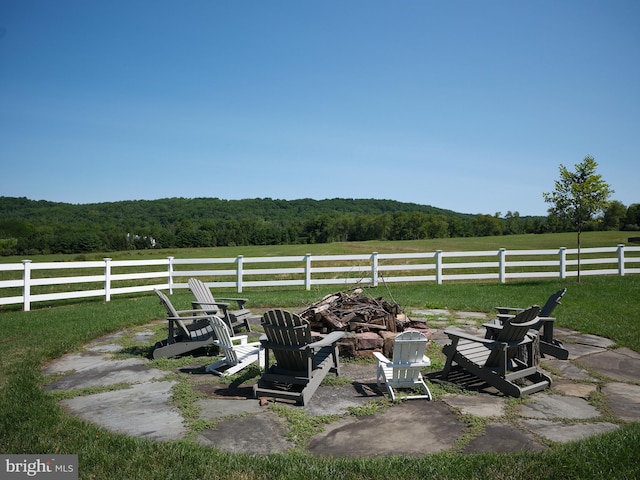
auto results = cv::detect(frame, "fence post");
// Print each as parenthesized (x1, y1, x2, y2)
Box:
(436, 250, 443, 285)
(618, 244, 625, 276)
(371, 252, 379, 287)
(559, 247, 566, 279)
(22, 260, 32, 312)
(104, 258, 112, 302)
(237, 255, 244, 293)
(167, 256, 174, 294)
(305, 253, 312, 290)
(499, 248, 506, 283)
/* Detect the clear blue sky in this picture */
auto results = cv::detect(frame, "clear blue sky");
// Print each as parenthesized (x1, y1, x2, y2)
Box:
(1, 1, 638, 216)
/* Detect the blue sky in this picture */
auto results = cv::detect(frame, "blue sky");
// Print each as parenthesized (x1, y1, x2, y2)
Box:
(1, 1, 638, 216)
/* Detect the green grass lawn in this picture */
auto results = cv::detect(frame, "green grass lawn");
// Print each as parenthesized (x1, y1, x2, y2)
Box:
(1, 234, 639, 479)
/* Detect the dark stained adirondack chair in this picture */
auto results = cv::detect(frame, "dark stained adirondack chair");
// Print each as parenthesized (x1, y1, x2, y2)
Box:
(486, 288, 568, 359)
(442, 306, 552, 398)
(152, 289, 216, 359)
(188, 278, 252, 333)
(253, 309, 346, 406)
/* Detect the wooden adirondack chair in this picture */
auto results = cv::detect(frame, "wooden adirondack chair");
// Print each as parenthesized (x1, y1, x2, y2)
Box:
(372, 331, 432, 401)
(188, 278, 252, 333)
(152, 289, 216, 359)
(486, 288, 568, 359)
(253, 309, 346, 406)
(205, 316, 263, 376)
(442, 306, 552, 398)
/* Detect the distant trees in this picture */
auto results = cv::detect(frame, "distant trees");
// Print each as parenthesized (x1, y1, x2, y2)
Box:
(0, 194, 637, 257)
(603, 201, 628, 231)
(624, 204, 640, 231)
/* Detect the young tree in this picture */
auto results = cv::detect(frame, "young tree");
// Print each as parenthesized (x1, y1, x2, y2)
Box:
(543, 156, 613, 282)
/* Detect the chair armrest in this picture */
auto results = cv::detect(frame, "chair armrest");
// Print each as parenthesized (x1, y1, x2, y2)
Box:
(444, 327, 497, 345)
(308, 331, 347, 349)
(373, 351, 431, 368)
(191, 301, 231, 310)
(258, 334, 304, 351)
(167, 314, 212, 322)
(495, 307, 524, 315)
(230, 335, 249, 345)
(176, 308, 214, 316)
(372, 351, 390, 364)
(216, 297, 249, 308)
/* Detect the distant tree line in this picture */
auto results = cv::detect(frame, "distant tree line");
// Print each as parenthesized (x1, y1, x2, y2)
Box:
(0, 196, 638, 256)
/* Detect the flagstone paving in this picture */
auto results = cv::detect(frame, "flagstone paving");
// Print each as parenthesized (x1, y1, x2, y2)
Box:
(41, 310, 640, 456)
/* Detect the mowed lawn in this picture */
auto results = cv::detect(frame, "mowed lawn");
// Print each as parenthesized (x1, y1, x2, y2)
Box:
(1, 232, 639, 479)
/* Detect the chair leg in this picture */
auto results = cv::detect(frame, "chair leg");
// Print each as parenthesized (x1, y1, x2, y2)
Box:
(441, 344, 456, 378)
(387, 385, 396, 402)
(376, 364, 383, 387)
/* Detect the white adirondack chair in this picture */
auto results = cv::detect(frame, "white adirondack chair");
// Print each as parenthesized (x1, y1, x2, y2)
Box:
(205, 316, 263, 377)
(372, 331, 432, 401)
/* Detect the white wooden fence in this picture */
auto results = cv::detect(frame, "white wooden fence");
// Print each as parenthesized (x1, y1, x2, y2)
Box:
(1, 244, 638, 311)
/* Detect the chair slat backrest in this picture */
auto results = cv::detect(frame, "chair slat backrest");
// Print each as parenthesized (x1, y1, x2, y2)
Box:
(154, 289, 190, 337)
(486, 305, 540, 367)
(496, 305, 540, 342)
(392, 331, 428, 382)
(188, 278, 220, 315)
(262, 309, 312, 372)
(540, 288, 567, 317)
(208, 316, 238, 364)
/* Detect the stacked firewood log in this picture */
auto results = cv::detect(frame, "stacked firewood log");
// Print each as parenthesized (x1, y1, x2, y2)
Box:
(298, 288, 411, 334)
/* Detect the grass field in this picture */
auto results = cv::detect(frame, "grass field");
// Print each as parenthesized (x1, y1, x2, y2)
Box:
(1, 232, 639, 479)
(0, 230, 635, 263)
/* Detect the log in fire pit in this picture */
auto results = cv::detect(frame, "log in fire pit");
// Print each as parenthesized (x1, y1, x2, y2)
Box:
(298, 288, 432, 358)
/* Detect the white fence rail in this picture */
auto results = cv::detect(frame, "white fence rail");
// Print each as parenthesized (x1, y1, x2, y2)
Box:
(1, 244, 639, 311)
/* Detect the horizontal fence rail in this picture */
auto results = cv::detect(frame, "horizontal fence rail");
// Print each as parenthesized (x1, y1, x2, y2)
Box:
(1, 244, 639, 311)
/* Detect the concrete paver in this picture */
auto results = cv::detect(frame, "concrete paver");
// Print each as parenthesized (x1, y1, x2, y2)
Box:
(40, 311, 640, 457)
(518, 393, 601, 420)
(61, 381, 187, 441)
(307, 401, 465, 457)
(198, 398, 264, 418)
(442, 393, 507, 418)
(519, 419, 619, 443)
(454, 311, 488, 320)
(565, 342, 607, 359)
(86, 343, 124, 353)
(601, 382, 640, 422)
(551, 380, 598, 398)
(198, 412, 294, 454)
(300, 383, 380, 417)
(44, 354, 169, 391)
(463, 423, 546, 454)
(410, 309, 450, 318)
(561, 333, 616, 349)
(543, 358, 596, 381)
(578, 349, 640, 383)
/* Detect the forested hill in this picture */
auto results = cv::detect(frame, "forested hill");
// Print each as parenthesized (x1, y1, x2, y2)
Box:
(0, 196, 545, 255)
